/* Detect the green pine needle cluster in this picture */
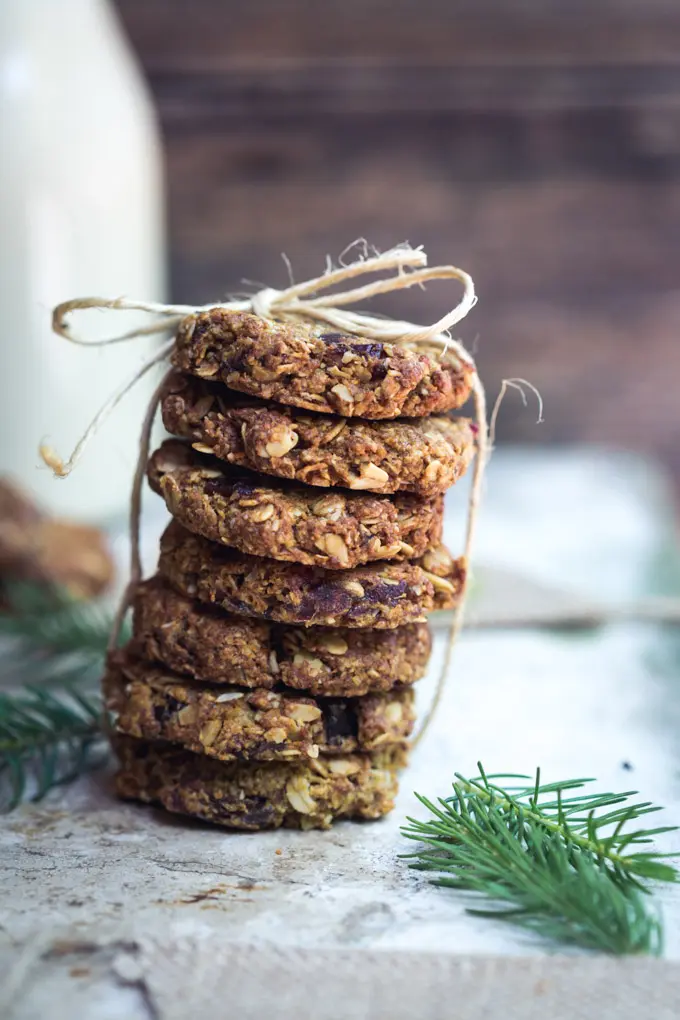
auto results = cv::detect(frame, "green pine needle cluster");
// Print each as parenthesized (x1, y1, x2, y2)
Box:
(0, 685, 104, 810)
(0, 583, 119, 810)
(0, 583, 123, 686)
(402, 765, 678, 956)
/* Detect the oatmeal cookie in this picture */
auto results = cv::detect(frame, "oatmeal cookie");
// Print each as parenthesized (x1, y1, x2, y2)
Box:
(161, 372, 475, 496)
(158, 520, 465, 629)
(0, 478, 113, 601)
(104, 653, 415, 762)
(114, 736, 406, 830)
(172, 310, 473, 419)
(131, 577, 431, 696)
(148, 440, 443, 569)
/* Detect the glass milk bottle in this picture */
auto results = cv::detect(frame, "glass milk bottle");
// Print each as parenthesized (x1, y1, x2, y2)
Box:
(0, 0, 165, 521)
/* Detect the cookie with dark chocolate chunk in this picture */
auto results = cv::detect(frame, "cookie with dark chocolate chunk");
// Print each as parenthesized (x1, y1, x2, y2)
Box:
(161, 372, 475, 496)
(172, 310, 473, 419)
(148, 439, 443, 570)
(131, 577, 431, 696)
(104, 652, 415, 762)
(157, 520, 465, 629)
(114, 735, 406, 830)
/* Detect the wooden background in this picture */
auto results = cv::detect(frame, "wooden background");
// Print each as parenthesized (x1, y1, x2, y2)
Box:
(115, 0, 680, 480)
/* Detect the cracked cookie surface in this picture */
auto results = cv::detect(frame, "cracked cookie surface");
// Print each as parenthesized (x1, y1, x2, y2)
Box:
(158, 520, 465, 629)
(114, 736, 406, 830)
(172, 310, 473, 419)
(162, 372, 475, 496)
(131, 577, 431, 696)
(148, 439, 443, 569)
(104, 653, 415, 762)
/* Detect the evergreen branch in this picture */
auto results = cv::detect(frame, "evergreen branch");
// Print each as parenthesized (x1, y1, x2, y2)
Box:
(0, 583, 121, 808)
(0, 582, 123, 654)
(0, 582, 126, 689)
(402, 765, 678, 956)
(0, 686, 105, 810)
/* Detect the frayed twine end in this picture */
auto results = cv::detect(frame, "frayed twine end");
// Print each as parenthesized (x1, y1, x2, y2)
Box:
(39, 445, 70, 478)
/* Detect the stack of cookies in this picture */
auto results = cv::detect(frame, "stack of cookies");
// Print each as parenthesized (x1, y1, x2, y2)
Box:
(106, 311, 475, 830)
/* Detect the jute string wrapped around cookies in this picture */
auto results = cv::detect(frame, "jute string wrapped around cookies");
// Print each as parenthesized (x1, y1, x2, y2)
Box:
(41, 243, 490, 746)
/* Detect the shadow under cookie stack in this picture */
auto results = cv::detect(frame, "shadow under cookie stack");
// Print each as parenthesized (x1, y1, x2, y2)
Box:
(106, 311, 475, 830)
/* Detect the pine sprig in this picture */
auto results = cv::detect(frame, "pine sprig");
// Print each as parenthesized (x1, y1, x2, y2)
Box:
(0, 583, 120, 808)
(0, 583, 117, 650)
(0, 686, 105, 810)
(0, 583, 125, 688)
(402, 765, 678, 956)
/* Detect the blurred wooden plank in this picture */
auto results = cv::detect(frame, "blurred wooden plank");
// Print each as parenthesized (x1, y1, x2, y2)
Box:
(148, 64, 680, 117)
(154, 99, 680, 195)
(164, 165, 680, 303)
(115, 0, 680, 68)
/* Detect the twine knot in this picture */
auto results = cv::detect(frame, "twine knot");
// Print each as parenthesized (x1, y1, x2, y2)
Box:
(44, 244, 482, 484)
(50, 243, 477, 351)
(250, 286, 284, 320)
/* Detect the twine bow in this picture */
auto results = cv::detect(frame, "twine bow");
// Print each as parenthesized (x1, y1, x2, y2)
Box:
(42, 243, 490, 746)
